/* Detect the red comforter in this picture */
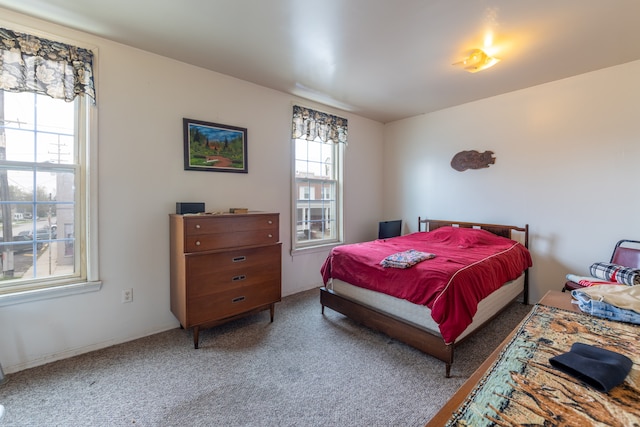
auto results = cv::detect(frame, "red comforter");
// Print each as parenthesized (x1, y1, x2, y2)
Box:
(320, 226, 532, 343)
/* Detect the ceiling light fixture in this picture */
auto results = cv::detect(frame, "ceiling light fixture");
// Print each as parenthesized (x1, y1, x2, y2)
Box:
(453, 48, 500, 73)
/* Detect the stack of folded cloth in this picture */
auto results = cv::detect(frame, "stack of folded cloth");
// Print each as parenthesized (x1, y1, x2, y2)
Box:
(565, 274, 618, 287)
(571, 284, 640, 325)
(380, 249, 435, 269)
(549, 342, 633, 392)
(566, 261, 640, 288)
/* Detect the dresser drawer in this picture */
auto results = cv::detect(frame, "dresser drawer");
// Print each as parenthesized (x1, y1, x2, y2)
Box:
(183, 214, 278, 251)
(186, 245, 281, 298)
(183, 214, 278, 235)
(186, 229, 277, 252)
(186, 245, 281, 325)
(187, 279, 280, 326)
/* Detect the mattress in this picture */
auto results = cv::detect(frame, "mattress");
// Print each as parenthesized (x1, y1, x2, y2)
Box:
(328, 274, 525, 342)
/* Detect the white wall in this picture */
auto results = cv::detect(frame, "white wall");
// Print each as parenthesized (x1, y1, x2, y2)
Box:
(383, 60, 640, 303)
(0, 9, 384, 373)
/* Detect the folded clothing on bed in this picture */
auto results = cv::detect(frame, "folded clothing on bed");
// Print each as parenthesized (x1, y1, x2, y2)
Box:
(549, 342, 633, 392)
(380, 249, 435, 269)
(590, 262, 640, 286)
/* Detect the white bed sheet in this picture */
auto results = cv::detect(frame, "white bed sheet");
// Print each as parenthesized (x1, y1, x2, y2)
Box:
(328, 274, 525, 342)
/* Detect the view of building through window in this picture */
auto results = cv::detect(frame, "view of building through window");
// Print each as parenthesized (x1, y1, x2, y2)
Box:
(0, 90, 77, 286)
(294, 136, 339, 246)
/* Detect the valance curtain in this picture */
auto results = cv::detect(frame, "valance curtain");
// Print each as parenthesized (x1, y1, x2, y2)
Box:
(292, 105, 347, 144)
(0, 27, 96, 103)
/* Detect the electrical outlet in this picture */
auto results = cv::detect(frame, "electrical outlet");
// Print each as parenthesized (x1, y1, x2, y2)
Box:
(121, 288, 133, 303)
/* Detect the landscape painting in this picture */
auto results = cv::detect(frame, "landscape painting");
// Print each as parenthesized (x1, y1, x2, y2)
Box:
(183, 118, 248, 173)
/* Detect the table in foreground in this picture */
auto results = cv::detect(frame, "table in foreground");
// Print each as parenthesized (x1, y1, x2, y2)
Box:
(427, 291, 640, 427)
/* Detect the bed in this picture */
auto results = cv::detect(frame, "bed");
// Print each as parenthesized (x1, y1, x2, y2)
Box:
(320, 218, 532, 377)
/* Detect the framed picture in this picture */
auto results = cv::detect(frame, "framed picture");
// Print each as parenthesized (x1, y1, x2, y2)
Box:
(183, 118, 248, 173)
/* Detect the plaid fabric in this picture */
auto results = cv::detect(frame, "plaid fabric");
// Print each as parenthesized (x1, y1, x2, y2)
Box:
(380, 249, 435, 269)
(590, 262, 640, 286)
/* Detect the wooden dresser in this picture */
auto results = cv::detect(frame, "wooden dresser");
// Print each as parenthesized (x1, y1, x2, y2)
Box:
(169, 212, 281, 348)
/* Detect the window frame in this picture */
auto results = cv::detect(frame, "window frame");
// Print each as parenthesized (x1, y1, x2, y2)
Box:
(0, 26, 101, 306)
(291, 131, 344, 254)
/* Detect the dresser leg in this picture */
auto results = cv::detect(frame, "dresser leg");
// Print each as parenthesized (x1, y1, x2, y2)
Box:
(270, 303, 275, 322)
(193, 326, 200, 349)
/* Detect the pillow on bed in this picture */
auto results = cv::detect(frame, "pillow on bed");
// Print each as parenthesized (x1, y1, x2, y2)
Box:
(427, 226, 510, 247)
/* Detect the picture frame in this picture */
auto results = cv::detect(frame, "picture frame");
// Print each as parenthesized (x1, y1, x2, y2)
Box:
(183, 118, 248, 173)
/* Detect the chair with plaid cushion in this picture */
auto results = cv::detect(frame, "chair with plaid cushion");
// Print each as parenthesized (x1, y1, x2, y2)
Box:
(563, 239, 640, 292)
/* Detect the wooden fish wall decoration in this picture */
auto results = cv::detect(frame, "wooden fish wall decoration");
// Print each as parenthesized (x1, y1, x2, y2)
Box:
(450, 150, 495, 172)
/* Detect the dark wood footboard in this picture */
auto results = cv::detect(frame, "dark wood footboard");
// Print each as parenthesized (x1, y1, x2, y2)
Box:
(320, 286, 455, 377)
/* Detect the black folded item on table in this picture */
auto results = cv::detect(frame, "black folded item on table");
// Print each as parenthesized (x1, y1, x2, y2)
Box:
(549, 342, 633, 392)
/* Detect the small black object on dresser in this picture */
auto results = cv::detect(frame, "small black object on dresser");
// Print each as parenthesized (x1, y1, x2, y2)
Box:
(176, 202, 205, 215)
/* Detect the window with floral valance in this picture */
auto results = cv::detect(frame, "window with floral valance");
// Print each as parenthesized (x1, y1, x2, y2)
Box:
(291, 105, 347, 251)
(0, 27, 96, 103)
(0, 26, 99, 303)
(292, 105, 347, 144)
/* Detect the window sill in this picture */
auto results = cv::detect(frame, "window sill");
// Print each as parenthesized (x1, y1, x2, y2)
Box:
(290, 242, 342, 256)
(0, 280, 103, 307)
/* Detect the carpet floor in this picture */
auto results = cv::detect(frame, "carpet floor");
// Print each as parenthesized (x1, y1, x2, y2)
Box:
(0, 288, 531, 426)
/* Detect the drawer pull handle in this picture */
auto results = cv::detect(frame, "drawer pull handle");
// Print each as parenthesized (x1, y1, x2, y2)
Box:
(195, 241, 201, 246)
(232, 275, 246, 282)
(232, 296, 245, 303)
(268, 234, 273, 238)
(232, 256, 246, 262)
(195, 224, 201, 229)
(268, 220, 273, 224)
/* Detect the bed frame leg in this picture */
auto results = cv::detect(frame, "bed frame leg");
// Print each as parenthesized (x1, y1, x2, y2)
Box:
(445, 364, 451, 378)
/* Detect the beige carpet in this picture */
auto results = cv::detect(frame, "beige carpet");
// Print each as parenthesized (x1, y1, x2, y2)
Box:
(0, 288, 530, 426)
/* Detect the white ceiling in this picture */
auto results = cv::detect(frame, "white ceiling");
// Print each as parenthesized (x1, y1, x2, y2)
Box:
(1, 0, 640, 123)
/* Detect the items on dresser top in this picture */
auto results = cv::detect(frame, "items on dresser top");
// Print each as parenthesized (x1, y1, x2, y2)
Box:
(175, 202, 205, 214)
(169, 212, 281, 348)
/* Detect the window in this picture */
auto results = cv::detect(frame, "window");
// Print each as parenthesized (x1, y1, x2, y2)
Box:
(0, 27, 98, 301)
(291, 106, 347, 250)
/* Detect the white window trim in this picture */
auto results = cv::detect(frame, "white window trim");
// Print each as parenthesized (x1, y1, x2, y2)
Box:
(0, 280, 102, 307)
(290, 137, 344, 255)
(83, 88, 101, 285)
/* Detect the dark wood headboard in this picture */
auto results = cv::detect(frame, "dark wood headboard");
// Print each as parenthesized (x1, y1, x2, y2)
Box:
(418, 217, 529, 249)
